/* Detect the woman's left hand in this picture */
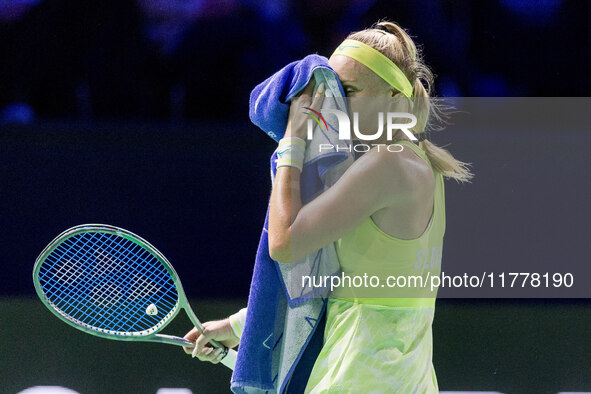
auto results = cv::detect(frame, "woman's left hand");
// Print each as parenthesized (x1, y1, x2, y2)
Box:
(285, 81, 325, 140)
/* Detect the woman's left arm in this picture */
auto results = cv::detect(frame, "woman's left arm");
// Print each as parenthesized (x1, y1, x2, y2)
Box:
(268, 83, 411, 263)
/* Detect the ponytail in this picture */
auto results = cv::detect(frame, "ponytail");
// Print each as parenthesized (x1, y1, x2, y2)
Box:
(348, 21, 474, 183)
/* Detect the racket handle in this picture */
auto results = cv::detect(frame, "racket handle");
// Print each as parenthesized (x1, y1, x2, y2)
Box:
(157, 335, 237, 370)
(188, 338, 237, 370)
(209, 339, 237, 370)
(221, 348, 237, 370)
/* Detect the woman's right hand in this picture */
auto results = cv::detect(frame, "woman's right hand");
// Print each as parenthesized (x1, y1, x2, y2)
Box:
(182, 318, 240, 364)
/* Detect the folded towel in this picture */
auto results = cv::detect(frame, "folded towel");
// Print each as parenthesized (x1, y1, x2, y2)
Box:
(231, 55, 353, 393)
(250, 54, 330, 142)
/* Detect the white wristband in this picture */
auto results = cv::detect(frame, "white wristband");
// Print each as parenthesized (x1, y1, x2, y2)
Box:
(228, 307, 247, 339)
(276, 137, 306, 172)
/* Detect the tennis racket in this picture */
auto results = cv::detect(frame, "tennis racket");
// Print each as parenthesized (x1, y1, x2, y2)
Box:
(32, 224, 237, 370)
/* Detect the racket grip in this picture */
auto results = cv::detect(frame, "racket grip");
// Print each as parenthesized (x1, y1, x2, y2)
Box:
(172, 337, 236, 370)
(209, 338, 237, 370)
(221, 348, 237, 370)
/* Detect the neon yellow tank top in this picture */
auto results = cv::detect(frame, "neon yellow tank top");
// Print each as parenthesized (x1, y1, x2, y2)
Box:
(305, 141, 444, 393)
(330, 140, 445, 306)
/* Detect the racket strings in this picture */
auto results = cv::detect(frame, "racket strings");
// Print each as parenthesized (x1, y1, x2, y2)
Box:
(42, 234, 135, 327)
(38, 232, 178, 334)
(43, 233, 175, 332)
(46, 234, 131, 322)
(42, 233, 107, 319)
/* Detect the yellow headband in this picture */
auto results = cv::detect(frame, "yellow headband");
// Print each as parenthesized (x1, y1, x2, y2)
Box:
(331, 39, 413, 98)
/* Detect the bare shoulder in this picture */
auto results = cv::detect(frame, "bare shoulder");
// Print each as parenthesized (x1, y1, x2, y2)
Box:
(357, 144, 435, 200)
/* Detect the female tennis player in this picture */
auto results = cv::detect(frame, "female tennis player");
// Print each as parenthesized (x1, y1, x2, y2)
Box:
(184, 21, 472, 392)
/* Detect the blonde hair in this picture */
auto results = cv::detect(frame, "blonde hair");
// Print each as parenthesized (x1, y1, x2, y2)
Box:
(348, 21, 474, 183)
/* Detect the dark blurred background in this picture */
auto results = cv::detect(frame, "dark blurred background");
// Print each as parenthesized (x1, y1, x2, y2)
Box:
(1, 0, 591, 123)
(1, 0, 591, 393)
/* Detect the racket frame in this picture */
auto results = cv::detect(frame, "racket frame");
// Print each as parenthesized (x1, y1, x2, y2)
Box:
(33, 224, 236, 368)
